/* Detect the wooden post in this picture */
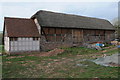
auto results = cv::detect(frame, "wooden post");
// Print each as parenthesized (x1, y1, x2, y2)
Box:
(82, 29, 84, 42)
(72, 29, 74, 44)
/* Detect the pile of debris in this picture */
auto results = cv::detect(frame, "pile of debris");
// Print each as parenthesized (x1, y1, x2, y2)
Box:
(111, 38, 120, 45)
(83, 43, 102, 50)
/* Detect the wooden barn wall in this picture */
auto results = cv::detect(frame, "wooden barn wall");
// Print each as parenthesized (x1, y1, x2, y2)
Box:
(42, 27, 115, 42)
(72, 29, 83, 43)
(42, 27, 72, 42)
(83, 29, 105, 42)
(83, 29, 115, 42)
(105, 30, 115, 41)
(40, 27, 115, 51)
(40, 27, 73, 51)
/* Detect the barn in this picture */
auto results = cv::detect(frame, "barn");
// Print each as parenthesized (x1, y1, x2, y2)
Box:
(3, 10, 115, 53)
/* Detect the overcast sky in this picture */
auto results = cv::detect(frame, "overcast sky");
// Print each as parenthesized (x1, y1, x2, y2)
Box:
(0, 0, 119, 31)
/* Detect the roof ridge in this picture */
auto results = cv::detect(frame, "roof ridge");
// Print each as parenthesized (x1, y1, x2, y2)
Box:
(4, 17, 31, 20)
(38, 10, 108, 21)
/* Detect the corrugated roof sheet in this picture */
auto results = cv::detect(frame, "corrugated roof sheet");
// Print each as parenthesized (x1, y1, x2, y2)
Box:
(32, 10, 115, 30)
(4, 17, 39, 37)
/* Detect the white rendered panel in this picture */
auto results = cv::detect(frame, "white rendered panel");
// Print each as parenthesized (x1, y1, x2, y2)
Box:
(10, 37, 40, 52)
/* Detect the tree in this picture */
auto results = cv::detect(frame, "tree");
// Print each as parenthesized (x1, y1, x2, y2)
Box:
(111, 18, 120, 39)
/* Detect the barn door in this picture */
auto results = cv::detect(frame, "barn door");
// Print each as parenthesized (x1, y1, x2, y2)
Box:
(72, 29, 83, 44)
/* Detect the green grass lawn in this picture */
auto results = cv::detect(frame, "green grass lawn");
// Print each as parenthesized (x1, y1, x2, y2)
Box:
(2, 46, 119, 78)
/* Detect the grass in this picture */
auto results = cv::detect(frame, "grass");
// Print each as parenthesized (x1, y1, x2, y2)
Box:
(0, 45, 3, 53)
(0, 45, 2, 79)
(2, 46, 119, 78)
(61, 47, 98, 55)
(103, 49, 118, 56)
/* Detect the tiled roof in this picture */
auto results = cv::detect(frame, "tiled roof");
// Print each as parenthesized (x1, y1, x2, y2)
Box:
(4, 17, 40, 37)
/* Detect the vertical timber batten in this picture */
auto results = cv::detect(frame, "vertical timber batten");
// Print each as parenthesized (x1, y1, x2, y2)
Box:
(82, 29, 84, 42)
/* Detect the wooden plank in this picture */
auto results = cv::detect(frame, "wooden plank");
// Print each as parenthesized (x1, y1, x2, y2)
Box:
(105, 30, 113, 34)
(61, 29, 68, 34)
(56, 36, 61, 42)
(56, 28, 61, 34)
(49, 28, 55, 34)
(50, 35, 55, 42)
(43, 28, 49, 34)
(90, 30, 95, 35)
(67, 29, 72, 34)
(101, 36, 105, 40)
(95, 30, 100, 35)
(72, 29, 83, 42)
(83, 30, 86, 35)
(78, 30, 82, 41)
(84, 30, 90, 35)
(100, 30, 104, 35)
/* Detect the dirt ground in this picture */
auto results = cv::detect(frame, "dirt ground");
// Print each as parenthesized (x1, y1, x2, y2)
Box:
(28, 48, 65, 57)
